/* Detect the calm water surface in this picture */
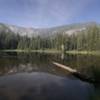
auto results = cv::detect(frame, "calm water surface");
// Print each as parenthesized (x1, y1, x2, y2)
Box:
(0, 52, 99, 100)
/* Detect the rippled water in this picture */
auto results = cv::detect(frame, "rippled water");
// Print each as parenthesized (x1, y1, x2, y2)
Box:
(0, 52, 99, 100)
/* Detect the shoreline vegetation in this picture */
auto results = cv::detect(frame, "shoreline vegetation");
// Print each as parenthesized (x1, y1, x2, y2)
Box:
(0, 49, 100, 55)
(0, 49, 61, 54)
(66, 50, 100, 55)
(0, 25, 100, 55)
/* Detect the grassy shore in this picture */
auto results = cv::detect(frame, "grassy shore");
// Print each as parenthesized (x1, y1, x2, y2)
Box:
(66, 50, 100, 56)
(0, 49, 61, 54)
(0, 49, 100, 55)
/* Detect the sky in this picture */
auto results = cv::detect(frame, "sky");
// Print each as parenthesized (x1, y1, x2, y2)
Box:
(0, 0, 100, 28)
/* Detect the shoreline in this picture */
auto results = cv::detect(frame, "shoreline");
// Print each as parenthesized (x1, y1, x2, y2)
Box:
(0, 49, 100, 55)
(66, 50, 100, 55)
(0, 49, 61, 54)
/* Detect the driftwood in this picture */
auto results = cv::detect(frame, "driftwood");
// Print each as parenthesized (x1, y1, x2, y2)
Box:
(53, 62, 95, 83)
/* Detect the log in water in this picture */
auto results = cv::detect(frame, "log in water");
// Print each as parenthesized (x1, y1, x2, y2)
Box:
(53, 62, 95, 83)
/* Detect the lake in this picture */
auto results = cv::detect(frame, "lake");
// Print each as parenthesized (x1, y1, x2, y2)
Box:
(0, 52, 100, 100)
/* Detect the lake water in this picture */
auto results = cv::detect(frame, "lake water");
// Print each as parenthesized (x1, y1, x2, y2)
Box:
(0, 52, 99, 100)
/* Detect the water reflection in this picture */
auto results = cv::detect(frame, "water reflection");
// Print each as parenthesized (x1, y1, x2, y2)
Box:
(0, 52, 68, 76)
(0, 52, 100, 79)
(0, 72, 93, 100)
(0, 52, 99, 100)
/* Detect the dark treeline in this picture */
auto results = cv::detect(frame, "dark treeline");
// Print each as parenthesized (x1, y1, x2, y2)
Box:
(0, 25, 100, 51)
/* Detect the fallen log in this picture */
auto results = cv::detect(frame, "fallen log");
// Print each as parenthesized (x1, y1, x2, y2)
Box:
(52, 62, 95, 83)
(52, 62, 77, 73)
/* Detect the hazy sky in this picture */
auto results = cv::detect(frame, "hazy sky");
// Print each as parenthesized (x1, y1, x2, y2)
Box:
(0, 0, 100, 28)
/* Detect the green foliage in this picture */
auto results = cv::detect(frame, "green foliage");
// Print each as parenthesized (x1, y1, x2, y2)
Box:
(0, 32, 19, 49)
(68, 25, 100, 51)
(0, 25, 100, 51)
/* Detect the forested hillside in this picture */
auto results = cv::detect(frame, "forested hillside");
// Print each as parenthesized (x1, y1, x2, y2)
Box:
(0, 23, 100, 51)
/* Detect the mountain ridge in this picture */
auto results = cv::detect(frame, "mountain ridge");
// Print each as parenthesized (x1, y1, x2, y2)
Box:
(0, 22, 98, 37)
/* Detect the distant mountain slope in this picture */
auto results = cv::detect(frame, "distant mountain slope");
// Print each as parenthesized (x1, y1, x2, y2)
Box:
(0, 22, 98, 37)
